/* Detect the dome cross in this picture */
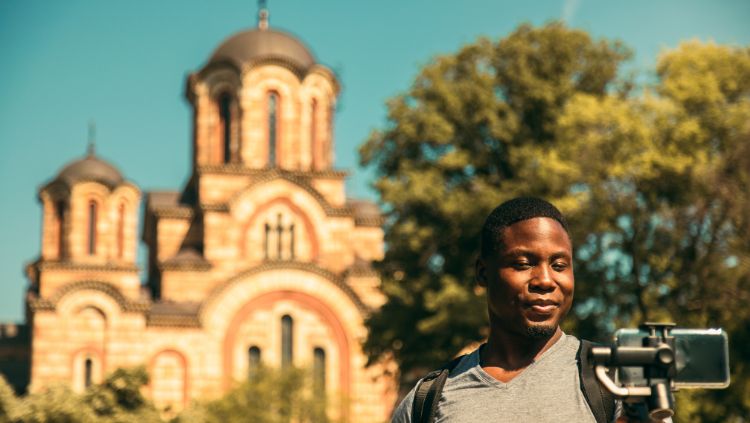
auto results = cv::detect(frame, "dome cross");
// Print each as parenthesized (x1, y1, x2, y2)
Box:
(258, 0, 269, 30)
(87, 120, 96, 156)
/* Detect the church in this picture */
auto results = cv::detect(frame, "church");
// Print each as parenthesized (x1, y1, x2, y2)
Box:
(0, 8, 397, 421)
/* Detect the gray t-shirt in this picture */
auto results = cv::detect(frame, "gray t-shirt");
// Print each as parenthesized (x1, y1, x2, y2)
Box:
(391, 333, 598, 423)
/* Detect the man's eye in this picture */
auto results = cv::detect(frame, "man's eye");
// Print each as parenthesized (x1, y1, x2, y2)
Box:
(512, 262, 531, 270)
(551, 261, 569, 271)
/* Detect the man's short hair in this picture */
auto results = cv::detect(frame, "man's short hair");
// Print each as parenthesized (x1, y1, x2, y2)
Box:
(480, 197, 569, 258)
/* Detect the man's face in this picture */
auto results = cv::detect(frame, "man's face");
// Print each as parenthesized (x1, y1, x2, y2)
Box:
(476, 217, 574, 339)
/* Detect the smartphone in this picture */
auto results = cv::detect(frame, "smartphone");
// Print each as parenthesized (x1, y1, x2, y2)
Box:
(614, 328, 730, 389)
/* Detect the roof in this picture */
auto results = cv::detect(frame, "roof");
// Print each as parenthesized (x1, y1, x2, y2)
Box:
(162, 247, 211, 270)
(207, 28, 316, 73)
(348, 199, 384, 227)
(52, 153, 124, 189)
(147, 301, 201, 328)
(347, 255, 378, 277)
(147, 191, 182, 208)
(149, 301, 200, 317)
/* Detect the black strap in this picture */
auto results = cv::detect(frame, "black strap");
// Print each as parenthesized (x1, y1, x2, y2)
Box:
(411, 355, 464, 423)
(578, 340, 616, 423)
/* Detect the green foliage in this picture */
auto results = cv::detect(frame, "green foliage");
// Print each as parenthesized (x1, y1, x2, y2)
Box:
(360, 22, 750, 421)
(0, 366, 336, 423)
(16, 385, 98, 423)
(0, 376, 18, 423)
(555, 42, 750, 421)
(360, 21, 631, 376)
(175, 366, 335, 423)
(84, 366, 161, 422)
(0, 367, 159, 423)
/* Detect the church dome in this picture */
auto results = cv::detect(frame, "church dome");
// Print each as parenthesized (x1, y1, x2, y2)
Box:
(207, 28, 316, 73)
(54, 153, 124, 189)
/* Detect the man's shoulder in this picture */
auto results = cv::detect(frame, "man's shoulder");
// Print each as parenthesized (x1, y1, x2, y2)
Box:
(446, 346, 481, 376)
(390, 350, 480, 423)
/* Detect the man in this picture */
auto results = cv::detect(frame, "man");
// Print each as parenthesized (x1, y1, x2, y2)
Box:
(391, 197, 659, 422)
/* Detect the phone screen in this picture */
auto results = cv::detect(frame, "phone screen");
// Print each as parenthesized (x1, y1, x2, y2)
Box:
(614, 328, 730, 388)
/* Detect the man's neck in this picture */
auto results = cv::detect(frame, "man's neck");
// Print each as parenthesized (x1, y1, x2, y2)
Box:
(479, 326, 563, 381)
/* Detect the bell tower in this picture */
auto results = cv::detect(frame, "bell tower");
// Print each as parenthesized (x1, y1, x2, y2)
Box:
(32, 129, 142, 300)
(186, 5, 338, 172)
(25, 128, 143, 394)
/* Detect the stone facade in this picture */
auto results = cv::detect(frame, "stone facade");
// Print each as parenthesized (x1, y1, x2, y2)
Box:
(6, 20, 397, 422)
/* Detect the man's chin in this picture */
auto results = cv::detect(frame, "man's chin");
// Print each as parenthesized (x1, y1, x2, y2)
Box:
(526, 324, 557, 339)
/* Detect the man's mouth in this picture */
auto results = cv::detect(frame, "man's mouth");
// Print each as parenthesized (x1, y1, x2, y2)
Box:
(525, 299, 559, 314)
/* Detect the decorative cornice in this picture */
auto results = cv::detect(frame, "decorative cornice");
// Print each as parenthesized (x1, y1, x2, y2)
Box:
(200, 57, 314, 81)
(200, 203, 229, 213)
(151, 207, 194, 219)
(354, 216, 386, 227)
(30, 280, 150, 313)
(159, 260, 212, 272)
(36, 260, 139, 273)
(197, 55, 339, 93)
(37, 180, 70, 202)
(200, 260, 371, 319)
(28, 296, 54, 312)
(197, 59, 243, 79)
(241, 57, 311, 79)
(146, 314, 201, 328)
(196, 165, 348, 179)
(150, 170, 358, 219)
(39, 177, 137, 196)
(345, 266, 380, 278)
(224, 170, 354, 218)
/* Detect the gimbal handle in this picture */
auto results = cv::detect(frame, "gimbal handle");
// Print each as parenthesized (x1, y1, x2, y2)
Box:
(588, 323, 677, 420)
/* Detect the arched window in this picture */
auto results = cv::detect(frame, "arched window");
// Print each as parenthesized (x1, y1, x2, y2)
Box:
(117, 202, 125, 259)
(84, 357, 93, 388)
(264, 223, 271, 259)
(219, 93, 233, 164)
(325, 103, 335, 167)
(263, 215, 295, 260)
(276, 213, 283, 259)
(313, 347, 326, 393)
(281, 315, 293, 368)
(268, 92, 279, 167)
(56, 200, 65, 257)
(248, 346, 261, 378)
(87, 201, 97, 255)
(310, 98, 318, 168)
(289, 223, 295, 260)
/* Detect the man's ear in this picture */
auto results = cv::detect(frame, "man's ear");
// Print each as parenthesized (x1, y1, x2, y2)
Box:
(475, 257, 487, 288)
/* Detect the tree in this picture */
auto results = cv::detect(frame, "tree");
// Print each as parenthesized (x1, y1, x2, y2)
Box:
(360, 21, 631, 378)
(556, 41, 750, 422)
(361, 23, 750, 421)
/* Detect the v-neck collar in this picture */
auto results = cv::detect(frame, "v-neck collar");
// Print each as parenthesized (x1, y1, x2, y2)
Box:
(471, 333, 570, 389)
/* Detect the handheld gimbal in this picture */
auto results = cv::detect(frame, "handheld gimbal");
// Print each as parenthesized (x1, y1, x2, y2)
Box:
(589, 322, 731, 421)
(589, 323, 678, 421)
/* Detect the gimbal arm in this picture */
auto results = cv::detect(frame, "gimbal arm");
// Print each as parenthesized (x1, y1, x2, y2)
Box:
(588, 323, 677, 421)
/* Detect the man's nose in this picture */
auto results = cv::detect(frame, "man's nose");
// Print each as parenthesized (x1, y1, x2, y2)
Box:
(529, 264, 556, 292)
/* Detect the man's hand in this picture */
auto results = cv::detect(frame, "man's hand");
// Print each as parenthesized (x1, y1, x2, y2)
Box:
(616, 401, 673, 423)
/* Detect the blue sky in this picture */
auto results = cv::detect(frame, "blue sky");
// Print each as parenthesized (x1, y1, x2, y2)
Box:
(1, 0, 749, 321)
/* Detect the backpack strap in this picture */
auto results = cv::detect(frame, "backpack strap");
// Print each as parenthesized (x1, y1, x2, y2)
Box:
(411, 355, 464, 423)
(577, 340, 616, 423)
